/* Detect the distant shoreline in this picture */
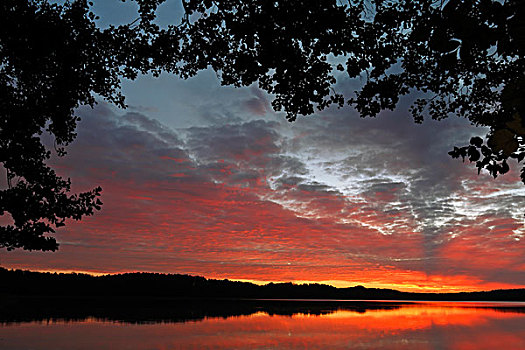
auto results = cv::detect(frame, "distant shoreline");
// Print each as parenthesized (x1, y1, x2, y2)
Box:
(2, 267, 524, 302)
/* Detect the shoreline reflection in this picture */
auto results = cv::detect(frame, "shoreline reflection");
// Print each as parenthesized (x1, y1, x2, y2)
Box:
(1, 298, 524, 325)
(1, 301, 525, 350)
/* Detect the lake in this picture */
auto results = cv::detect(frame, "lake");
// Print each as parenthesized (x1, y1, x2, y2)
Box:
(1, 300, 524, 349)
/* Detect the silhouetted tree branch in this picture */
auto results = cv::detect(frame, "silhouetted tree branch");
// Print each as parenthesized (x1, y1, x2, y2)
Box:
(0, 0, 179, 250)
(177, 0, 524, 182)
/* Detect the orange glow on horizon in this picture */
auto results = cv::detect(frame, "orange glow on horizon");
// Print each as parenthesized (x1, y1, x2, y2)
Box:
(210, 278, 524, 293)
(7, 267, 523, 294)
(4, 90, 524, 305)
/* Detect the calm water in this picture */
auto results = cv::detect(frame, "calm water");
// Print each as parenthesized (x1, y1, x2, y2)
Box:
(1, 300, 525, 349)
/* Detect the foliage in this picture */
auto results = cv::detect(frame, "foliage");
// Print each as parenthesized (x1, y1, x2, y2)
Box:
(177, 0, 524, 182)
(0, 0, 178, 251)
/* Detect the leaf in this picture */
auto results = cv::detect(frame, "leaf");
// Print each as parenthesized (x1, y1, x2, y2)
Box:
(467, 146, 480, 162)
(442, 0, 461, 17)
(487, 129, 519, 157)
(469, 136, 483, 147)
(481, 145, 492, 157)
(505, 113, 525, 137)
(448, 147, 460, 158)
(429, 30, 459, 53)
(500, 160, 509, 175)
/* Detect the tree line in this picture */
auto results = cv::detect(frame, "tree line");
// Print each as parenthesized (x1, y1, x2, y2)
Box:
(2, 267, 524, 301)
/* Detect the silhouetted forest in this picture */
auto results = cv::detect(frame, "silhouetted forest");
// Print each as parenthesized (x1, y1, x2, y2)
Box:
(1, 267, 524, 301)
(2, 268, 524, 324)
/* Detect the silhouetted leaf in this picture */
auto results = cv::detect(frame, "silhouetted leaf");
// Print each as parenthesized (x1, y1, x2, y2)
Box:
(488, 129, 519, 157)
(468, 146, 480, 162)
(500, 160, 510, 175)
(470, 136, 483, 147)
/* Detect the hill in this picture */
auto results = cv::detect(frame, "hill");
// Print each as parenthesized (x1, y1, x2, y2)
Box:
(1, 267, 524, 301)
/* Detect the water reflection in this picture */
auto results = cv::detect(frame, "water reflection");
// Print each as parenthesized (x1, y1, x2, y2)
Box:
(1, 300, 525, 349)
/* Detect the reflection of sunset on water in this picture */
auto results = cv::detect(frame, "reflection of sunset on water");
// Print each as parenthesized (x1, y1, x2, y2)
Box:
(2, 303, 524, 349)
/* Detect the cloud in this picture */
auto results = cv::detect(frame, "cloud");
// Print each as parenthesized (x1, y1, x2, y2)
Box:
(242, 86, 272, 116)
(3, 93, 524, 292)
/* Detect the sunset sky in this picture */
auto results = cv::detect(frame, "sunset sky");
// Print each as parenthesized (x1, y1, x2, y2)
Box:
(2, 0, 525, 293)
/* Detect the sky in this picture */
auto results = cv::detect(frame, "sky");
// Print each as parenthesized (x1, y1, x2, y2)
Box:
(2, 0, 525, 292)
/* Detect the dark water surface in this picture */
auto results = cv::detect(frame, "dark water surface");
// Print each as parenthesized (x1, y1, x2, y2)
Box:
(1, 300, 524, 349)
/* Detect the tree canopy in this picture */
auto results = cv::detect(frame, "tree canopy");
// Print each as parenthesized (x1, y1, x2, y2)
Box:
(0, 0, 175, 250)
(1, 0, 523, 251)
(178, 0, 524, 179)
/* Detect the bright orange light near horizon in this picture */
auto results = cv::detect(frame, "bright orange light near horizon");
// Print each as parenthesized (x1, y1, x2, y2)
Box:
(21, 267, 523, 294)
(217, 278, 523, 294)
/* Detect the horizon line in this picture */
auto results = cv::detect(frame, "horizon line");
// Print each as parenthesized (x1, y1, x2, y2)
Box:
(2, 266, 524, 294)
